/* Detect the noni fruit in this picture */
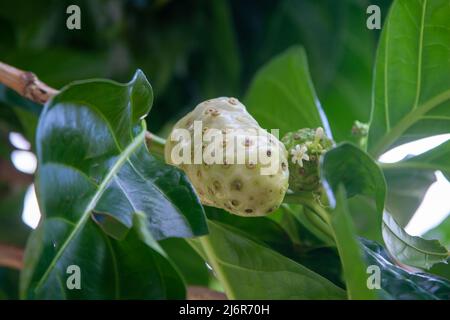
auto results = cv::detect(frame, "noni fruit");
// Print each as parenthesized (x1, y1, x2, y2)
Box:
(165, 97, 289, 216)
(282, 127, 333, 192)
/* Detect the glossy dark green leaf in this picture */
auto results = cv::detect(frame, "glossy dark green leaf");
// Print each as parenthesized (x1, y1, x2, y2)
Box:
(37, 70, 206, 238)
(244, 46, 330, 136)
(368, 0, 450, 157)
(382, 213, 448, 269)
(21, 216, 185, 299)
(321, 142, 386, 242)
(22, 71, 207, 298)
(190, 220, 346, 300)
(382, 140, 450, 226)
(361, 238, 450, 300)
(330, 186, 377, 299)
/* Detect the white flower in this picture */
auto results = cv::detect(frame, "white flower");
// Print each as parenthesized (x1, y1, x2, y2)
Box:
(290, 144, 309, 167)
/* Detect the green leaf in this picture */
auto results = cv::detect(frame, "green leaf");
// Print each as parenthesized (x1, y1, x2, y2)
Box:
(37, 70, 207, 238)
(384, 169, 435, 227)
(191, 220, 346, 300)
(321, 143, 448, 269)
(330, 186, 377, 299)
(321, 142, 386, 242)
(205, 207, 296, 258)
(382, 140, 450, 226)
(21, 217, 185, 299)
(426, 216, 450, 248)
(281, 204, 335, 245)
(244, 46, 330, 136)
(382, 213, 448, 269)
(369, 0, 450, 156)
(23, 70, 208, 298)
(429, 262, 450, 282)
(361, 238, 450, 300)
(159, 238, 211, 286)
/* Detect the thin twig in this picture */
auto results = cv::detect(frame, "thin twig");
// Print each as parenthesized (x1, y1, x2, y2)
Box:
(0, 244, 24, 270)
(0, 61, 58, 104)
(187, 286, 227, 300)
(0, 60, 165, 155)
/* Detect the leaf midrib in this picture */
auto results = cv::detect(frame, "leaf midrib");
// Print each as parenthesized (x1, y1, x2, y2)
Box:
(383, 221, 448, 258)
(34, 127, 146, 292)
(371, 0, 450, 157)
(372, 89, 450, 157)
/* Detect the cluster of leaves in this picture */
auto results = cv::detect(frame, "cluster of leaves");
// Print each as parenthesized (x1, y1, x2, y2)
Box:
(0, 0, 449, 299)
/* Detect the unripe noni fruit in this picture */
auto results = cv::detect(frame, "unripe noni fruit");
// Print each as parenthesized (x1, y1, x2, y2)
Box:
(165, 97, 289, 216)
(282, 127, 333, 192)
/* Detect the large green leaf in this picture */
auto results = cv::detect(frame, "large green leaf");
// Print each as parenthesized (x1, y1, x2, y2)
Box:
(190, 220, 346, 300)
(22, 70, 207, 298)
(321, 142, 386, 242)
(330, 187, 377, 299)
(382, 213, 448, 269)
(206, 206, 343, 287)
(320, 142, 447, 269)
(369, 0, 450, 156)
(21, 216, 185, 299)
(205, 207, 296, 258)
(361, 238, 450, 299)
(382, 140, 450, 226)
(244, 46, 330, 136)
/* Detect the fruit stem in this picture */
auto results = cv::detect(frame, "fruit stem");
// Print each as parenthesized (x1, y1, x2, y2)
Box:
(283, 193, 334, 240)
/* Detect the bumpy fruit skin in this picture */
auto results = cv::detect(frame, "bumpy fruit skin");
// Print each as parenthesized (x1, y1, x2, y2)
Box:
(282, 128, 333, 192)
(165, 97, 289, 216)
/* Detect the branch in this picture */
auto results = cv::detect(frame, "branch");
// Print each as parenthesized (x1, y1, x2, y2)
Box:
(0, 60, 166, 156)
(187, 286, 227, 300)
(0, 61, 58, 104)
(0, 244, 24, 270)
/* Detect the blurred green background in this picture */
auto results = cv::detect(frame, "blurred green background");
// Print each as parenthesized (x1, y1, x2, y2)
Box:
(0, 0, 393, 298)
(0, 0, 392, 136)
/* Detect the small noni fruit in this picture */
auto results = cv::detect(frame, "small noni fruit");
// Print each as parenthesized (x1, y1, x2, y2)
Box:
(165, 97, 289, 216)
(282, 127, 333, 192)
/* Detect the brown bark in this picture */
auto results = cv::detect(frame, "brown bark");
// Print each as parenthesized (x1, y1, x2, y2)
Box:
(0, 61, 58, 104)
(187, 286, 227, 300)
(0, 244, 24, 270)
